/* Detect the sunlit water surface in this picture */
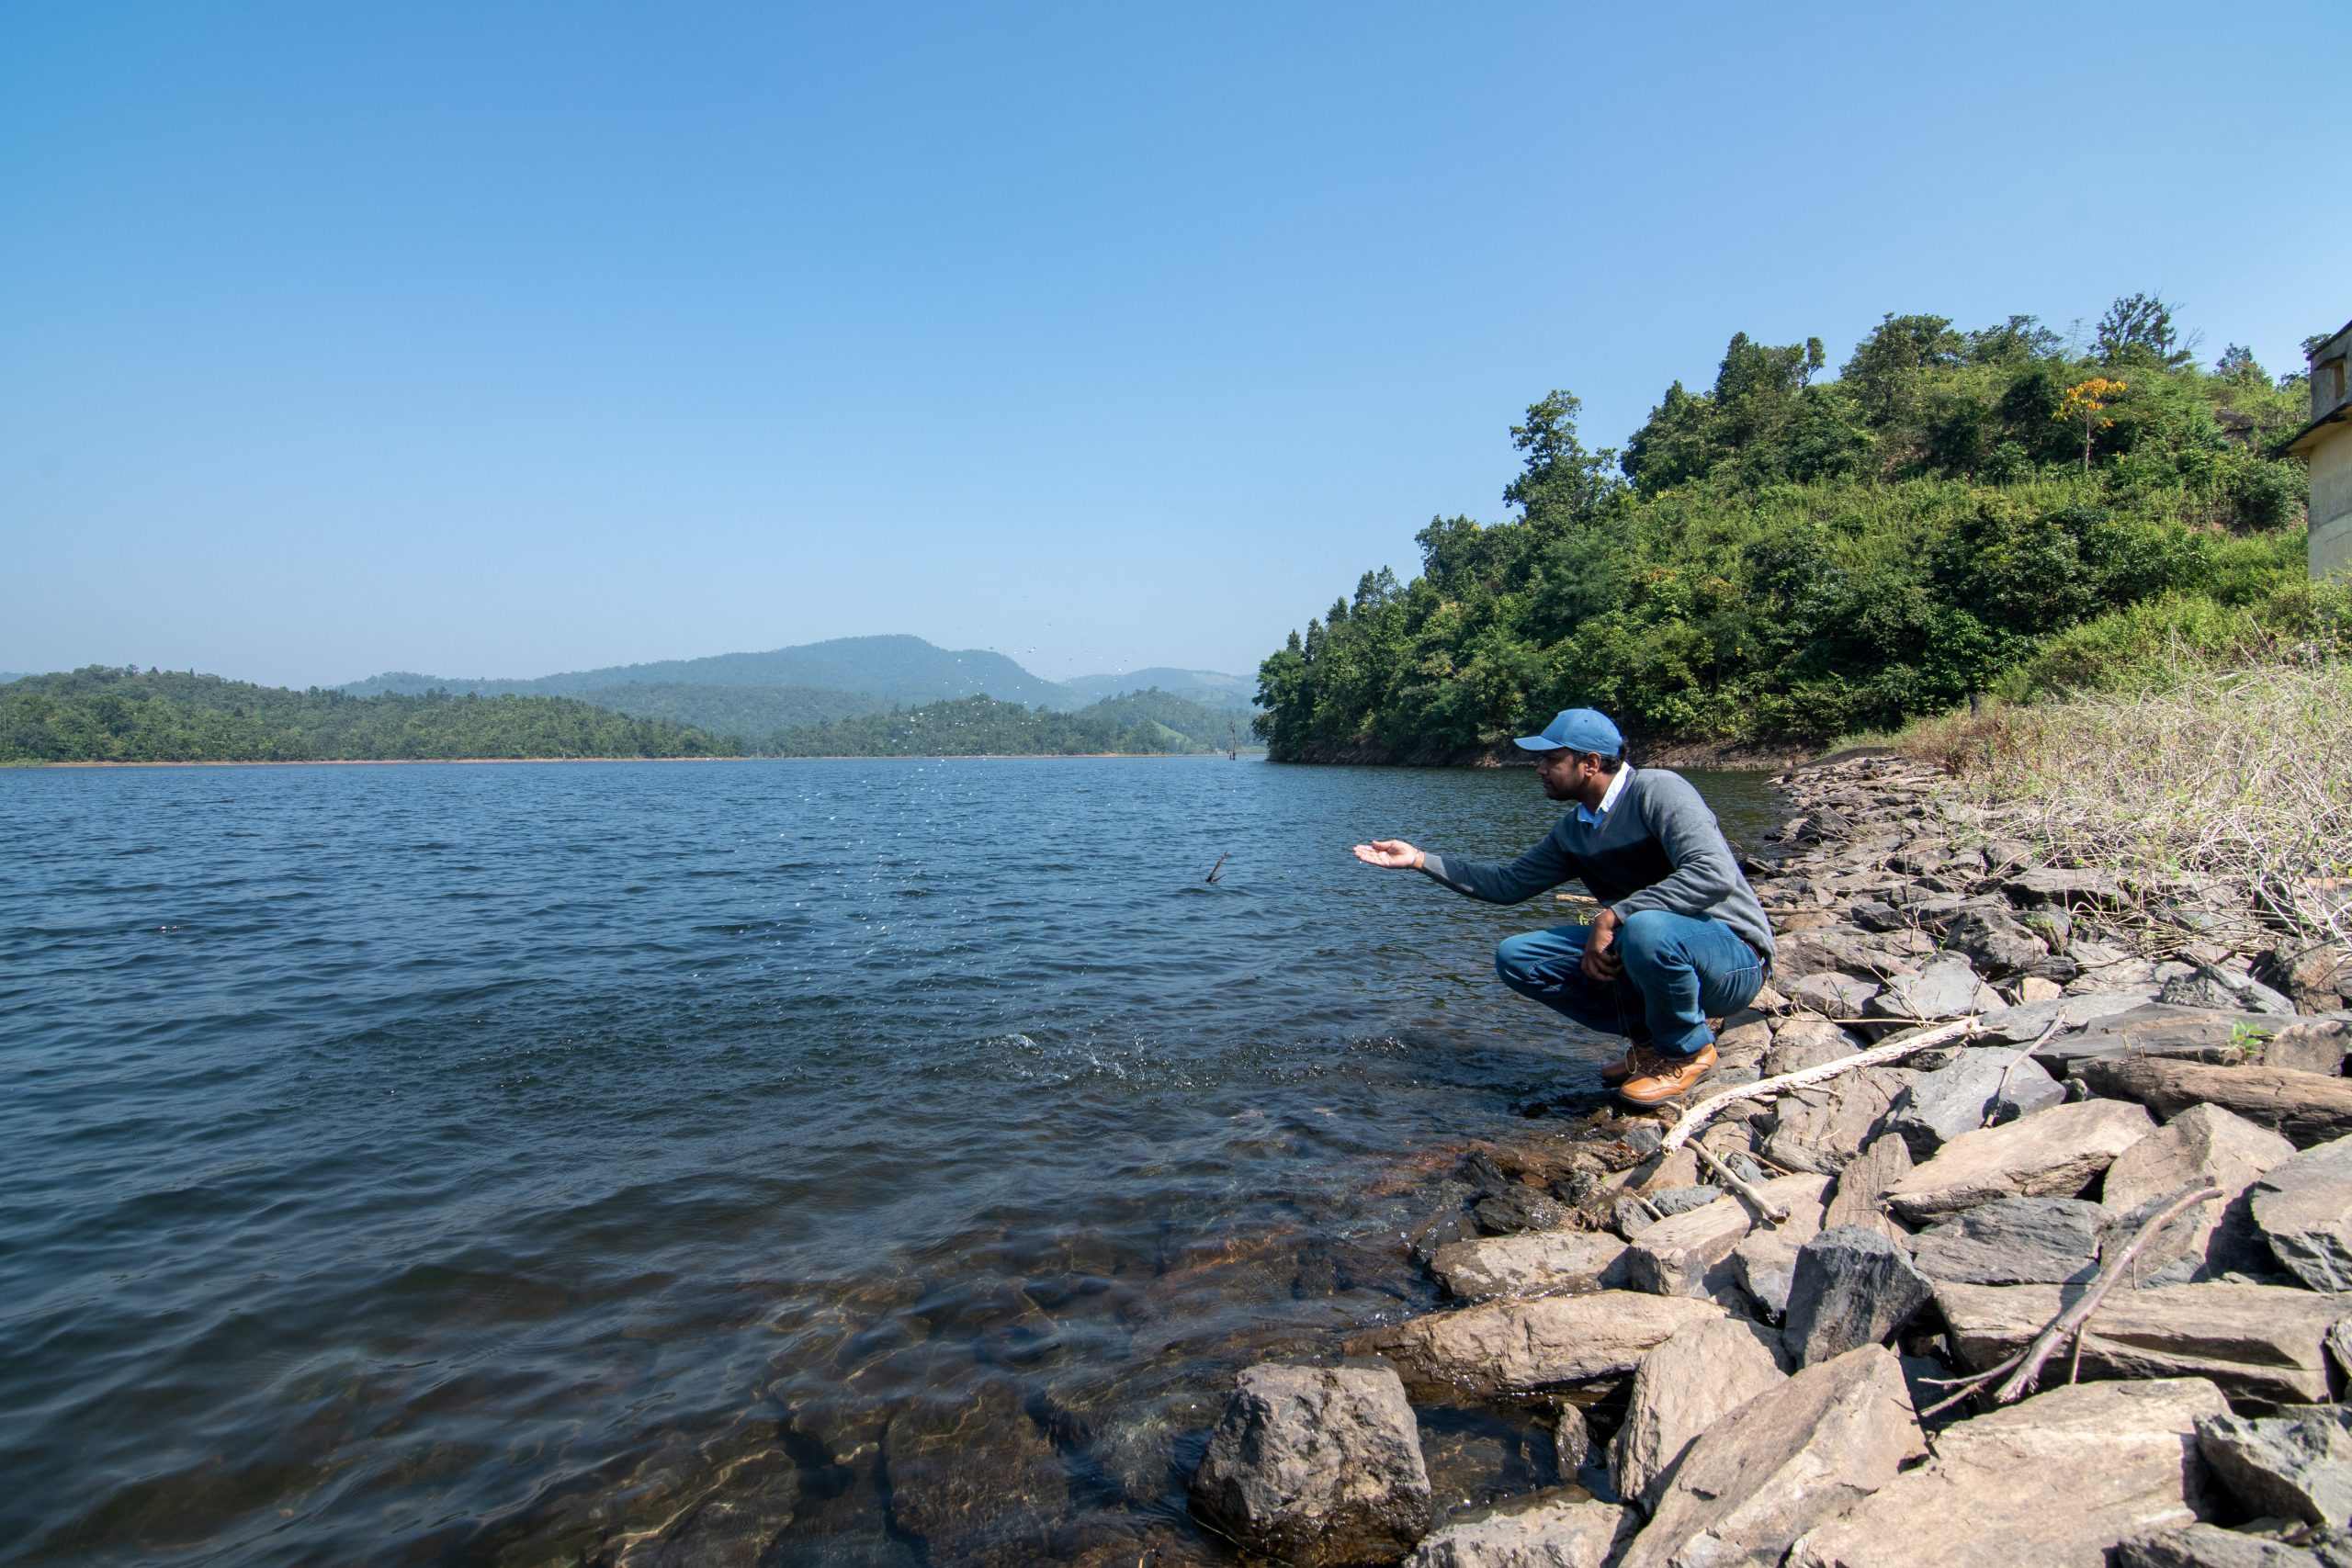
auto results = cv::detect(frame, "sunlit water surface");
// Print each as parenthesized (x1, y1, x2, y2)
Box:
(0, 758, 1779, 1566)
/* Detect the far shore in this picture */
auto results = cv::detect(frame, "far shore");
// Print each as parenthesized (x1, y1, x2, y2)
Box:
(18, 751, 1263, 769)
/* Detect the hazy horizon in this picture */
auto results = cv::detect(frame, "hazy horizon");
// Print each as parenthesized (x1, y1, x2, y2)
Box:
(6, 1, 2347, 690)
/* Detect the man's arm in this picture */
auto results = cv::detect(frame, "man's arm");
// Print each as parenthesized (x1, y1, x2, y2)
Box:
(1353, 826, 1579, 905)
(1607, 773, 1743, 921)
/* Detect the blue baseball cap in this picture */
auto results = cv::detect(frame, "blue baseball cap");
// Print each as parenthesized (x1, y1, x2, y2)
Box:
(1514, 707, 1623, 756)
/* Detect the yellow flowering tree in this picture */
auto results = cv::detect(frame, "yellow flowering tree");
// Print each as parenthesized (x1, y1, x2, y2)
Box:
(2055, 376, 2126, 472)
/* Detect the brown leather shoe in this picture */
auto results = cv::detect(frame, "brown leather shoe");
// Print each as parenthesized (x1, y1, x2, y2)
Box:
(1616, 1043, 1719, 1106)
(1600, 1045, 1662, 1087)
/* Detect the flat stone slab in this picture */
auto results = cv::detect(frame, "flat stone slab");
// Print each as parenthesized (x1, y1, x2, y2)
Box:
(1189, 1363, 1431, 1567)
(1344, 1291, 1725, 1400)
(1613, 1316, 1789, 1509)
(2039, 1005, 2310, 1072)
(1883, 1098, 2154, 1224)
(2003, 866, 2127, 907)
(1767, 1069, 1917, 1176)
(1620, 1346, 1924, 1568)
(1936, 1280, 2341, 1405)
(1786, 1377, 2229, 1568)
(1430, 1230, 1630, 1303)
(1906, 1197, 2105, 1286)
(2250, 1134, 2352, 1292)
(2075, 1057, 2352, 1150)
(1403, 1491, 1632, 1568)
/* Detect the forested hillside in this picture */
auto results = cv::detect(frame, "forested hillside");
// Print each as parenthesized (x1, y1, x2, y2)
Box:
(0, 668, 738, 762)
(1256, 299, 2320, 761)
(566, 682, 889, 737)
(757, 689, 1249, 757)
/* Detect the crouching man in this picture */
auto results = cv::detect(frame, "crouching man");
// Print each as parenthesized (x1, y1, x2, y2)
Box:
(1351, 707, 1774, 1105)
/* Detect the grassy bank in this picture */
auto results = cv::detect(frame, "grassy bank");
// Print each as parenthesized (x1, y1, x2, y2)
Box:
(1896, 592, 2351, 952)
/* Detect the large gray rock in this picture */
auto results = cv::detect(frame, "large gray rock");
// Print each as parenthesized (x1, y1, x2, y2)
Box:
(1936, 1280, 2342, 1405)
(1188, 1363, 1431, 1566)
(1785, 1377, 2228, 1568)
(1402, 1492, 1632, 1568)
(1431, 1231, 1630, 1303)
(2078, 1058, 2352, 1149)
(2252, 1135, 2352, 1292)
(2103, 1103, 2297, 1276)
(2110, 1523, 2352, 1567)
(1623, 1177, 1829, 1299)
(1612, 1317, 1789, 1509)
(1883, 1098, 2154, 1223)
(1943, 908, 2049, 977)
(1905, 1197, 2104, 1285)
(2199, 1407, 2352, 1529)
(1784, 1226, 1934, 1365)
(1868, 956, 2003, 1023)
(1883, 1047, 2065, 1158)
(884, 1380, 1068, 1568)
(1344, 1291, 1725, 1400)
(1974, 987, 2156, 1044)
(1620, 1347, 1924, 1568)
(1819, 1133, 1912, 1241)
(2162, 967, 2300, 1017)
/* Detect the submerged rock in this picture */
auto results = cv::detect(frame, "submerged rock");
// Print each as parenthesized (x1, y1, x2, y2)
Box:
(1187, 1363, 1430, 1567)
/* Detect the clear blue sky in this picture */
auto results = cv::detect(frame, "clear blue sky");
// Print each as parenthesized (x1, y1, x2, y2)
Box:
(4, 1, 2346, 689)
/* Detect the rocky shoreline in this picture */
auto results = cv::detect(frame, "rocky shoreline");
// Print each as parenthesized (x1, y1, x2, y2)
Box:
(1187, 753, 2352, 1568)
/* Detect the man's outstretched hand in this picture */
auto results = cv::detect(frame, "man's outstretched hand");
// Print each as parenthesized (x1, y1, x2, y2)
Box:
(1352, 839, 1424, 871)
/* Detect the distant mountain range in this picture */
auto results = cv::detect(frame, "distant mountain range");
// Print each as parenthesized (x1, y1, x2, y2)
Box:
(335, 635, 1258, 743)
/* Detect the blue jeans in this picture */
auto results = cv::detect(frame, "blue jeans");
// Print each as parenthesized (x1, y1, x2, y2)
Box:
(1494, 910, 1767, 1059)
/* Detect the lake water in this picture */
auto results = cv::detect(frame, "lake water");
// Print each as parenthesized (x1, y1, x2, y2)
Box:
(0, 757, 1779, 1566)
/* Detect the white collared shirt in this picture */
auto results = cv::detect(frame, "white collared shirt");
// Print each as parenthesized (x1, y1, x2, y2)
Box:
(1577, 762, 1632, 828)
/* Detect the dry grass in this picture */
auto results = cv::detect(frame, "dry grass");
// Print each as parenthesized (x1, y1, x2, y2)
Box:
(1904, 657, 2352, 952)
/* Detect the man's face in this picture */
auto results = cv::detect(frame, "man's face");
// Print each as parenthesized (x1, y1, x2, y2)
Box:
(1534, 749, 1589, 800)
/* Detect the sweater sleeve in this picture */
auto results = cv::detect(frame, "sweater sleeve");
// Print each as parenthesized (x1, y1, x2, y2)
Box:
(1606, 773, 1743, 922)
(1415, 827, 1580, 905)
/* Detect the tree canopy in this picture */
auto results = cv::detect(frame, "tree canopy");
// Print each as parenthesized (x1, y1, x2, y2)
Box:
(1257, 298, 2314, 761)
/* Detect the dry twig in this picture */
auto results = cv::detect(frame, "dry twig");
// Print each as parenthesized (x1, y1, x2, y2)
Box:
(1659, 1017, 1982, 1153)
(1690, 1139, 1789, 1224)
(1918, 1179, 2222, 1416)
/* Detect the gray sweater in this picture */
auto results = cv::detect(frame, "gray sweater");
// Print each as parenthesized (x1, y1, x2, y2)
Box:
(1419, 765, 1775, 961)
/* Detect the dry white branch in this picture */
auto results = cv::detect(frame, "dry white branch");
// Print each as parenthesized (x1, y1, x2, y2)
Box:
(1659, 1017, 1982, 1153)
